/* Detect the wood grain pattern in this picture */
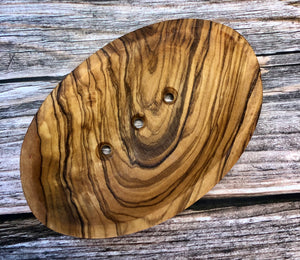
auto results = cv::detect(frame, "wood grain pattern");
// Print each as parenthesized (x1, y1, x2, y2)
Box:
(0, 0, 299, 257)
(1, 0, 299, 216)
(0, 0, 299, 80)
(20, 19, 263, 238)
(1, 195, 300, 259)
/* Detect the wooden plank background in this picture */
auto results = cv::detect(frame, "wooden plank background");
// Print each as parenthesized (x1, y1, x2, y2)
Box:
(0, 0, 299, 258)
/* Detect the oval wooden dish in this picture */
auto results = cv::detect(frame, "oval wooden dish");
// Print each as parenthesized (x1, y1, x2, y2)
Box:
(20, 19, 263, 238)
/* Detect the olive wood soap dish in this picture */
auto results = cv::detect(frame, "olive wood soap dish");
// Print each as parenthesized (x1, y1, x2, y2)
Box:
(20, 19, 263, 238)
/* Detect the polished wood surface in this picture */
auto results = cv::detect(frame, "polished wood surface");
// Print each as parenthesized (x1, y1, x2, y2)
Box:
(20, 19, 262, 238)
(2, 0, 299, 257)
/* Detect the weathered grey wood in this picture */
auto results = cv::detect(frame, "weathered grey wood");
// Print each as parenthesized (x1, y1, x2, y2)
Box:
(1, 196, 299, 259)
(0, 0, 299, 80)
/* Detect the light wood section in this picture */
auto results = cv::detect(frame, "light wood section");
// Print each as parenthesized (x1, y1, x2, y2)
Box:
(20, 19, 262, 238)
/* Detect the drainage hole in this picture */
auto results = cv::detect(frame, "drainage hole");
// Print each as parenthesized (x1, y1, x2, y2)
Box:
(163, 87, 177, 104)
(133, 117, 144, 129)
(100, 144, 112, 155)
(164, 92, 175, 103)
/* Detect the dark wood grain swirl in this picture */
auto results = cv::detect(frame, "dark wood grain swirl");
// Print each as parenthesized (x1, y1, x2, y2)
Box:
(20, 19, 263, 238)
